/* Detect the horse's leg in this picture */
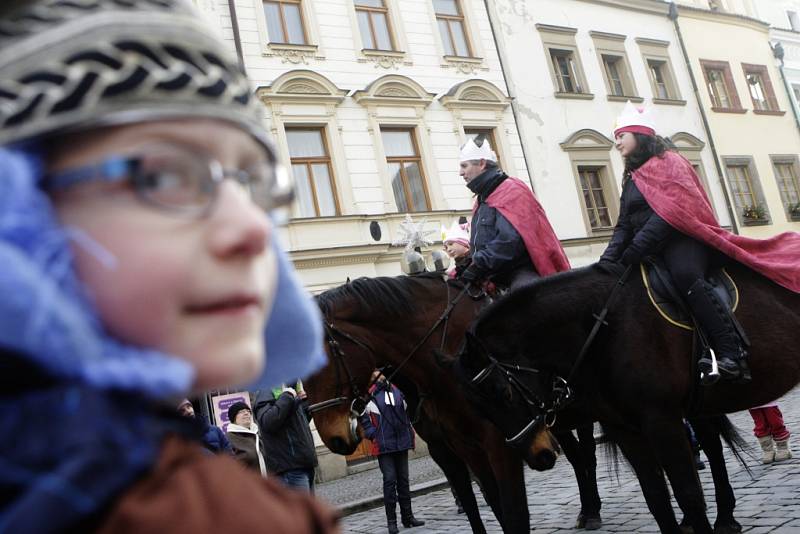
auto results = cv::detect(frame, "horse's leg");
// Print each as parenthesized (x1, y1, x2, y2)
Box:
(460, 450, 507, 531)
(556, 427, 602, 529)
(576, 423, 602, 524)
(487, 447, 529, 534)
(689, 416, 742, 534)
(607, 424, 683, 534)
(427, 440, 487, 534)
(642, 417, 713, 534)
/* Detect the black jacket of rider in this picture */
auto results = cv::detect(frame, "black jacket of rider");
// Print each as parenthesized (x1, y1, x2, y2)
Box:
(600, 177, 676, 265)
(463, 166, 534, 286)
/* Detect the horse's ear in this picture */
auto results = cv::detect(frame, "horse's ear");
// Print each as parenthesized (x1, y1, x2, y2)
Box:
(345, 277, 351, 284)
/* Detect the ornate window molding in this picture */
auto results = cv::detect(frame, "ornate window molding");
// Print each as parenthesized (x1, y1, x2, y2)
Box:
(440, 79, 515, 172)
(345, 0, 412, 70)
(353, 75, 443, 213)
(253, 0, 325, 63)
(256, 71, 352, 219)
(561, 129, 619, 235)
(352, 74, 435, 107)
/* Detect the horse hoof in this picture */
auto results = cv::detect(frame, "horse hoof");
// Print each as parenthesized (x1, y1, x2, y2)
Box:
(584, 516, 602, 530)
(714, 520, 743, 534)
(680, 525, 694, 534)
(575, 512, 602, 530)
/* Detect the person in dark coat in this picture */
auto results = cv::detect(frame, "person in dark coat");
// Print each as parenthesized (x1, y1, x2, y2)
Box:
(254, 383, 318, 491)
(600, 103, 750, 383)
(178, 399, 232, 455)
(457, 136, 571, 292)
(226, 401, 268, 476)
(361, 371, 425, 534)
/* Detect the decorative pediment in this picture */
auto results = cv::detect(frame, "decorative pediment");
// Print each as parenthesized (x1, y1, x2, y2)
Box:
(560, 129, 614, 152)
(669, 131, 706, 152)
(440, 79, 510, 110)
(353, 75, 434, 107)
(256, 70, 346, 104)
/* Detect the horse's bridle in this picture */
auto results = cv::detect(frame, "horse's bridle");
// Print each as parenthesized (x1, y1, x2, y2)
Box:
(467, 265, 633, 448)
(307, 322, 372, 443)
(308, 278, 472, 442)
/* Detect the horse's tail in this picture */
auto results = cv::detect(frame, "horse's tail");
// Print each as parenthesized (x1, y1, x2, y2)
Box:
(714, 414, 754, 476)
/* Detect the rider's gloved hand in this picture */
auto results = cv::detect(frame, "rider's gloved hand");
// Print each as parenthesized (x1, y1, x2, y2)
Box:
(460, 264, 481, 283)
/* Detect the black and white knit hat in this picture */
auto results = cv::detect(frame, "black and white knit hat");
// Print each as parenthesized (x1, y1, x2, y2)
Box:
(0, 0, 274, 158)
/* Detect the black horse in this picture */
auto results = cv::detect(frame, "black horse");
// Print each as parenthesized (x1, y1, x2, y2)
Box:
(442, 262, 792, 533)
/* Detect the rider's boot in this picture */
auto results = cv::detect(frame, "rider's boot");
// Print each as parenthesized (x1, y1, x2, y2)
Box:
(685, 279, 751, 384)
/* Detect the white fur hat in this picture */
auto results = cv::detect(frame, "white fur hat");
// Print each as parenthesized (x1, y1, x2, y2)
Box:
(459, 137, 497, 163)
(613, 101, 656, 138)
(442, 221, 470, 248)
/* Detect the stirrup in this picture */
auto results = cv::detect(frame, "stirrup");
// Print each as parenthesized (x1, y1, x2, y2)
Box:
(699, 349, 720, 386)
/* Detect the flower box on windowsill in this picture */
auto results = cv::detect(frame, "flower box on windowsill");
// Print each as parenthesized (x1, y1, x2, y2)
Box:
(742, 217, 771, 226)
(753, 109, 786, 116)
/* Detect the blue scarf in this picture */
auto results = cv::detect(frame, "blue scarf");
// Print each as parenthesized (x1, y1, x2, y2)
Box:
(0, 147, 325, 399)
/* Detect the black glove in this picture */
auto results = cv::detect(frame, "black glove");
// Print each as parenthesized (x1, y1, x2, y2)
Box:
(460, 264, 481, 283)
(620, 246, 642, 266)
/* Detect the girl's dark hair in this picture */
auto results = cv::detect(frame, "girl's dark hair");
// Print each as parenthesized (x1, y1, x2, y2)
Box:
(622, 133, 673, 181)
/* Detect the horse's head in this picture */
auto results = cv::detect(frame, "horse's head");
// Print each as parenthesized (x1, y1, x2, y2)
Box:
(304, 323, 376, 455)
(438, 329, 562, 471)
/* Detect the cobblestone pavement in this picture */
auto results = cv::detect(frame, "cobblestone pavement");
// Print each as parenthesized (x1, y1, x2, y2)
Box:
(316, 455, 445, 507)
(341, 386, 800, 533)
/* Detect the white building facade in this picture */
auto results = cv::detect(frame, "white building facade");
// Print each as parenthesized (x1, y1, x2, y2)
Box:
(196, 0, 530, 292)
(484, 0, 732, 265)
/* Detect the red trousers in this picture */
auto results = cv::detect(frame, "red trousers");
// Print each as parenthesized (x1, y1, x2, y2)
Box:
(748, 406, 790, 440)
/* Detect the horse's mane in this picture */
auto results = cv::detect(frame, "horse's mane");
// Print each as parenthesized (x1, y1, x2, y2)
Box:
(317, 272, 456, 319)
(474, 264, 622, 333)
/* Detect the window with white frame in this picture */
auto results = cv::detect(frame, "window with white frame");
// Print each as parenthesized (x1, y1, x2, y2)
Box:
(355, 0, 395, 51)
(263, 0, 308, 45)
(433, 0, 472, 57)
(286, 127, 339, 217)
(771, 156, 800, 219)
(380, 128, 431, 213)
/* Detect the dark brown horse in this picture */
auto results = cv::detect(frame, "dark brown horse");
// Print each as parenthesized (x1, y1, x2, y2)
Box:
(304, 273, 560, 533)
(443, 262, 799, 533)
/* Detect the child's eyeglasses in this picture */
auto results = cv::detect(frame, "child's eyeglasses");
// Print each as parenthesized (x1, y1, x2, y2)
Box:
(43, 144, 293, 217)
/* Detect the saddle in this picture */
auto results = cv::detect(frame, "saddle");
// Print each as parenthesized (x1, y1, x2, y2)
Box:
(641, 260, 738, 331)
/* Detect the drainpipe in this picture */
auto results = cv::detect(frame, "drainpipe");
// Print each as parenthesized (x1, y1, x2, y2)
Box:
(482, 0, 537, 192)
(668, 3, 739, 234)
(771, 42, 800, 134)
(227, 0, 246, 73)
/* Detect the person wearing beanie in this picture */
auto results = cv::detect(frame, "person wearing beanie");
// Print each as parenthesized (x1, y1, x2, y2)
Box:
(601, 102, 800, 385)
(226, 401, 268, 476)
(0, 1, 337, 531)
(442, 221, 471, 279)
(458, 135, 570, 292)
(177, 399, 233, 455)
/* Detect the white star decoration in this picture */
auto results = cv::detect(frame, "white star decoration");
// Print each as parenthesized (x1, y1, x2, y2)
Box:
(392, 214, 435, 253)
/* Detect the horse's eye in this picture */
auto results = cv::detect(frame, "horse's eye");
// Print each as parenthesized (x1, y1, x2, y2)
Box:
(503, 384, 514, 404)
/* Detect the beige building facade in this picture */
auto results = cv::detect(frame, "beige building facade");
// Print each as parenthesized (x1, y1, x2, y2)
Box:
(674, 2, 800, 235)
(484, 0, 732, 266)
(195, 0, 530, 293)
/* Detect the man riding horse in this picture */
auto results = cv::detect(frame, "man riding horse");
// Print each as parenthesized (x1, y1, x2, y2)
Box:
(601, 102, 800, 384)
(457, 136, 570, 290)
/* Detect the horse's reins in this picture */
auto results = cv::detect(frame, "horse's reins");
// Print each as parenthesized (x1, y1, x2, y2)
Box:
(470, 265, 633, 448)
(308, 279, 470, 423)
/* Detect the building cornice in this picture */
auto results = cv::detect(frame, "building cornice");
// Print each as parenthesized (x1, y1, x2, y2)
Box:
(675, 4, 770, 33)
(577, 0, 668, 16)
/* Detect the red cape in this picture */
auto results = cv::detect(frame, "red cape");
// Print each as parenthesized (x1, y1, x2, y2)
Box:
(474, 176, 571, 276)
(633, 151, 800, 293)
